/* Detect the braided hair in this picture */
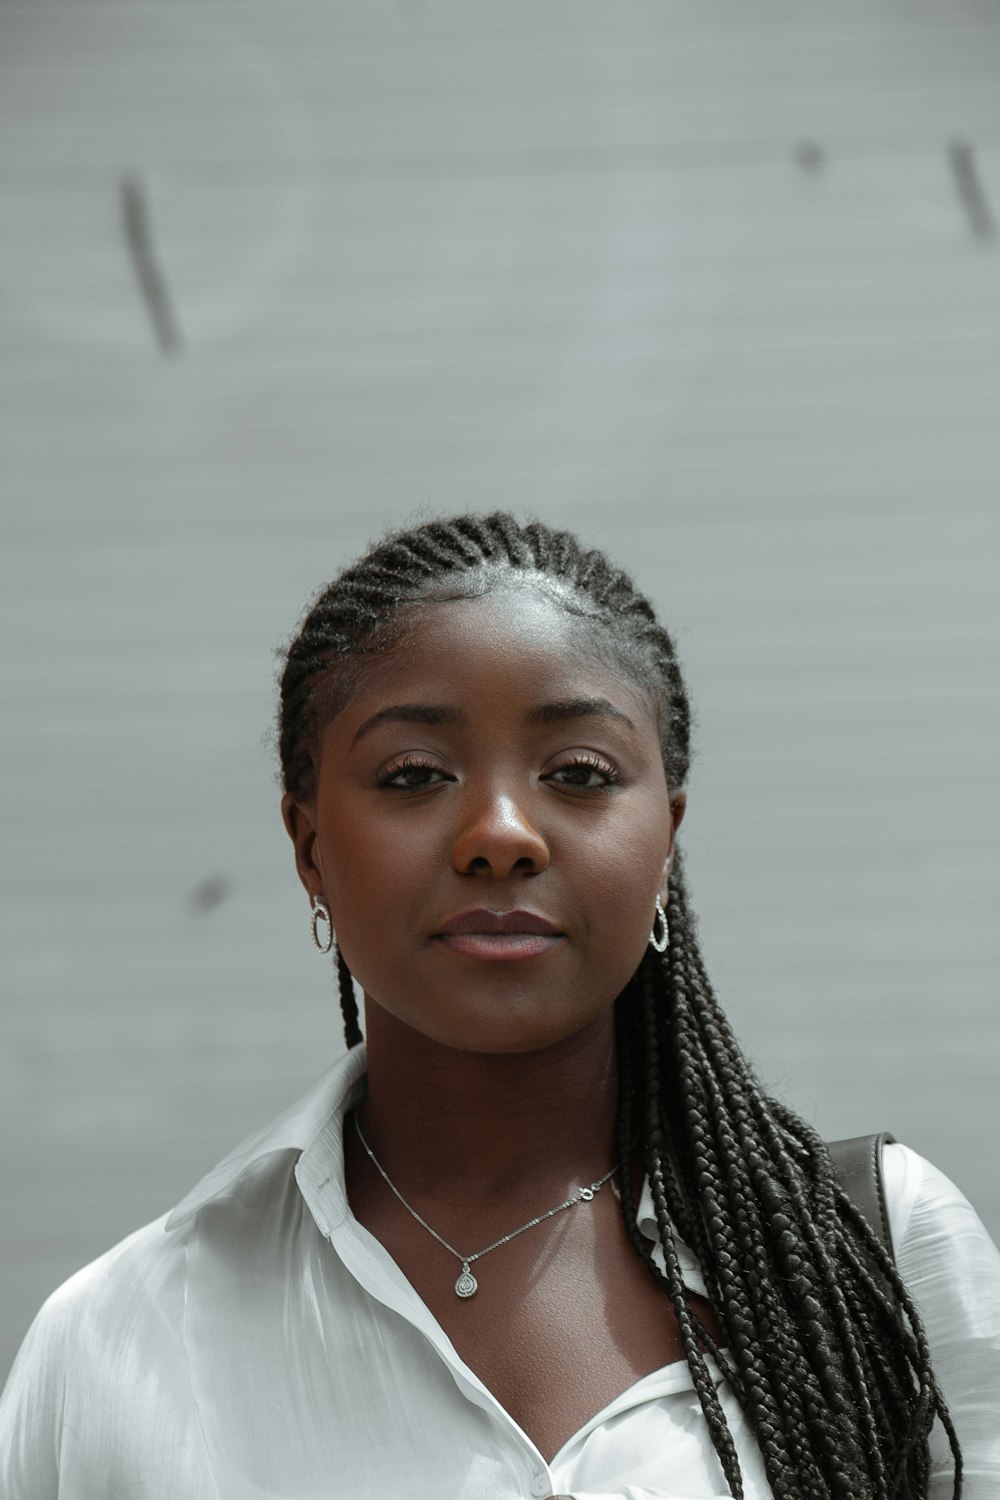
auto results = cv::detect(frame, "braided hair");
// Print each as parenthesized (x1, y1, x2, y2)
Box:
(277, 512, 961, 1499)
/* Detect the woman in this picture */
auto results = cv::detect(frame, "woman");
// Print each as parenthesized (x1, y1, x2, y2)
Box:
(2, 512, 998, 1498)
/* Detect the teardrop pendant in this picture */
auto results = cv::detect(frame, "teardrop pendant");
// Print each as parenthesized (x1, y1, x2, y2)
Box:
(454, 1264, 478, 1298)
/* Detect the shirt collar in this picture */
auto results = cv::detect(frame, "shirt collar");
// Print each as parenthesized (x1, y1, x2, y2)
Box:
(164, 1043, 367, 1232)
(636, 1176, 709, 1299)
(164, 1043, 708, 1296)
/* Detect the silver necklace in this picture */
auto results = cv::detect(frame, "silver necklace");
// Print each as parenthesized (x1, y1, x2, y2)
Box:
(354, 1112, 618, 1299)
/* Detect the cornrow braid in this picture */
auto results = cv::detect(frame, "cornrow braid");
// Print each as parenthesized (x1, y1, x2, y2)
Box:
(277, 512, 961, 1497)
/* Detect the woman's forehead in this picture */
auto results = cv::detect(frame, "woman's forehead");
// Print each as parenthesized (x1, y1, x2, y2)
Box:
(407, 581, 593, 649)
(330, 587, 663, 732)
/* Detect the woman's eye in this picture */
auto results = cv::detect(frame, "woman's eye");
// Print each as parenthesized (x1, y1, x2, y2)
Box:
(378, 760, 450, 790)
(546, 759, 619, 789)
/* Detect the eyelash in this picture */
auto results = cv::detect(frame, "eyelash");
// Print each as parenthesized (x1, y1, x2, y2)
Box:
(377, 755, 451, 790)
(544, 754, 621, 790)
(376, 753, 621, 791)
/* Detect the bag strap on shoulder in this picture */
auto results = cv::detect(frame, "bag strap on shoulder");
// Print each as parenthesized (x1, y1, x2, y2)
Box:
(826, 1131, 897, 1259)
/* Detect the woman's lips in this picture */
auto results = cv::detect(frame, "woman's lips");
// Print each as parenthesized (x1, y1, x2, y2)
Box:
(434, 909, 562, 962)
(436, 931, 561, 961)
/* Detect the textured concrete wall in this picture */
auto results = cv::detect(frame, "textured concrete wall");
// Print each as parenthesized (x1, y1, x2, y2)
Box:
(2, 0, 999, 1382)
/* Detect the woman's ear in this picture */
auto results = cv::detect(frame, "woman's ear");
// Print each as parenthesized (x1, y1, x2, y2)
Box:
(659, 790, 687, 903)
(281, 793, 322, 898)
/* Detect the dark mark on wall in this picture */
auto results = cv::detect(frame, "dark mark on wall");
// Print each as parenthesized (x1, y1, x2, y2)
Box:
(190, 875, 232, 916)
(948, 140, 995, 240)
(794, 141, 825, 174)
(120, 175, 184, 352)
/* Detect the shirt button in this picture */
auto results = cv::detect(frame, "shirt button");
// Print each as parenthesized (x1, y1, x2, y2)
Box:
(529, 1478, 550, 1498)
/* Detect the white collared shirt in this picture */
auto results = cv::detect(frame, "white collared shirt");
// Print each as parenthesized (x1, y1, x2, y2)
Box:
(2, 1044, 998, 1499)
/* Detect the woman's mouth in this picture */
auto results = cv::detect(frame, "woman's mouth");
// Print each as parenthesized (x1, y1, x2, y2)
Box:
(434, 909, 563, 962)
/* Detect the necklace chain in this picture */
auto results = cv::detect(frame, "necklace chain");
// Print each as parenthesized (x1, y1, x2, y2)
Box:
(353, 1111, 617, 1299)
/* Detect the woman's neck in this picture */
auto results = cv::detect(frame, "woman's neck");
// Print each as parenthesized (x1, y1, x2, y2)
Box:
(357, 1004, 620, 1205)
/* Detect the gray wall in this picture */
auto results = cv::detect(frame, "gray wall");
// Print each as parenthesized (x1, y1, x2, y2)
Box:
(2, 0, 999, 1382)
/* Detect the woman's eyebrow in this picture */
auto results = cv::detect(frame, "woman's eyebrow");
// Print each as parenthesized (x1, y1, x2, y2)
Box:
(528, 697, 636, 731)
(350, 704, 464, 748)
(350, 696, 635, 749)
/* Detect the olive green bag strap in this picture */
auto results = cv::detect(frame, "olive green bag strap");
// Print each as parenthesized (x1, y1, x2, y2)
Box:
(826, 1131, 897, 1259)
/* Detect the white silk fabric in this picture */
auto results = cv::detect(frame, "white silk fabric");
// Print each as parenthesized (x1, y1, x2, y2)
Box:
(2, 1044, 998, 1499)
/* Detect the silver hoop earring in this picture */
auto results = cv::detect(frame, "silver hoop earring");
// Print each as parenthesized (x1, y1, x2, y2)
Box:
(649, 896, 669, 954)
(310, 894, 333, 955)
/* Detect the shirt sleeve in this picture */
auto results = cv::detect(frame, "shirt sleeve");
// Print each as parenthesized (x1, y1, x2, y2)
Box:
(0, 1219, 205, 1500)
(885, 1144, 1000, 1499)
(0, 1292, 69, 1500)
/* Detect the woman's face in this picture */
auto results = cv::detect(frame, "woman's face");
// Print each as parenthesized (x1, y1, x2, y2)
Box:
(283, 582, 683, 1055)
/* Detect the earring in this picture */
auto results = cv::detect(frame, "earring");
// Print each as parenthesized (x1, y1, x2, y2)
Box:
(310, 894, 334, 954)
(649, 895, 669, 954)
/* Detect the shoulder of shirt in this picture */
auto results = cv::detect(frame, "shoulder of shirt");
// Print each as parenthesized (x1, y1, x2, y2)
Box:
(3, 1048, 368, 1402)
(163, 1043, 367, 1232)
(23, 1208, 176, 1342)
(881, 1140, 993, 1260)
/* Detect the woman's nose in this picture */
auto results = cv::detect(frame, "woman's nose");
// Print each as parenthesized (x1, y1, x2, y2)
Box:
(451, 789, 550, 878)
